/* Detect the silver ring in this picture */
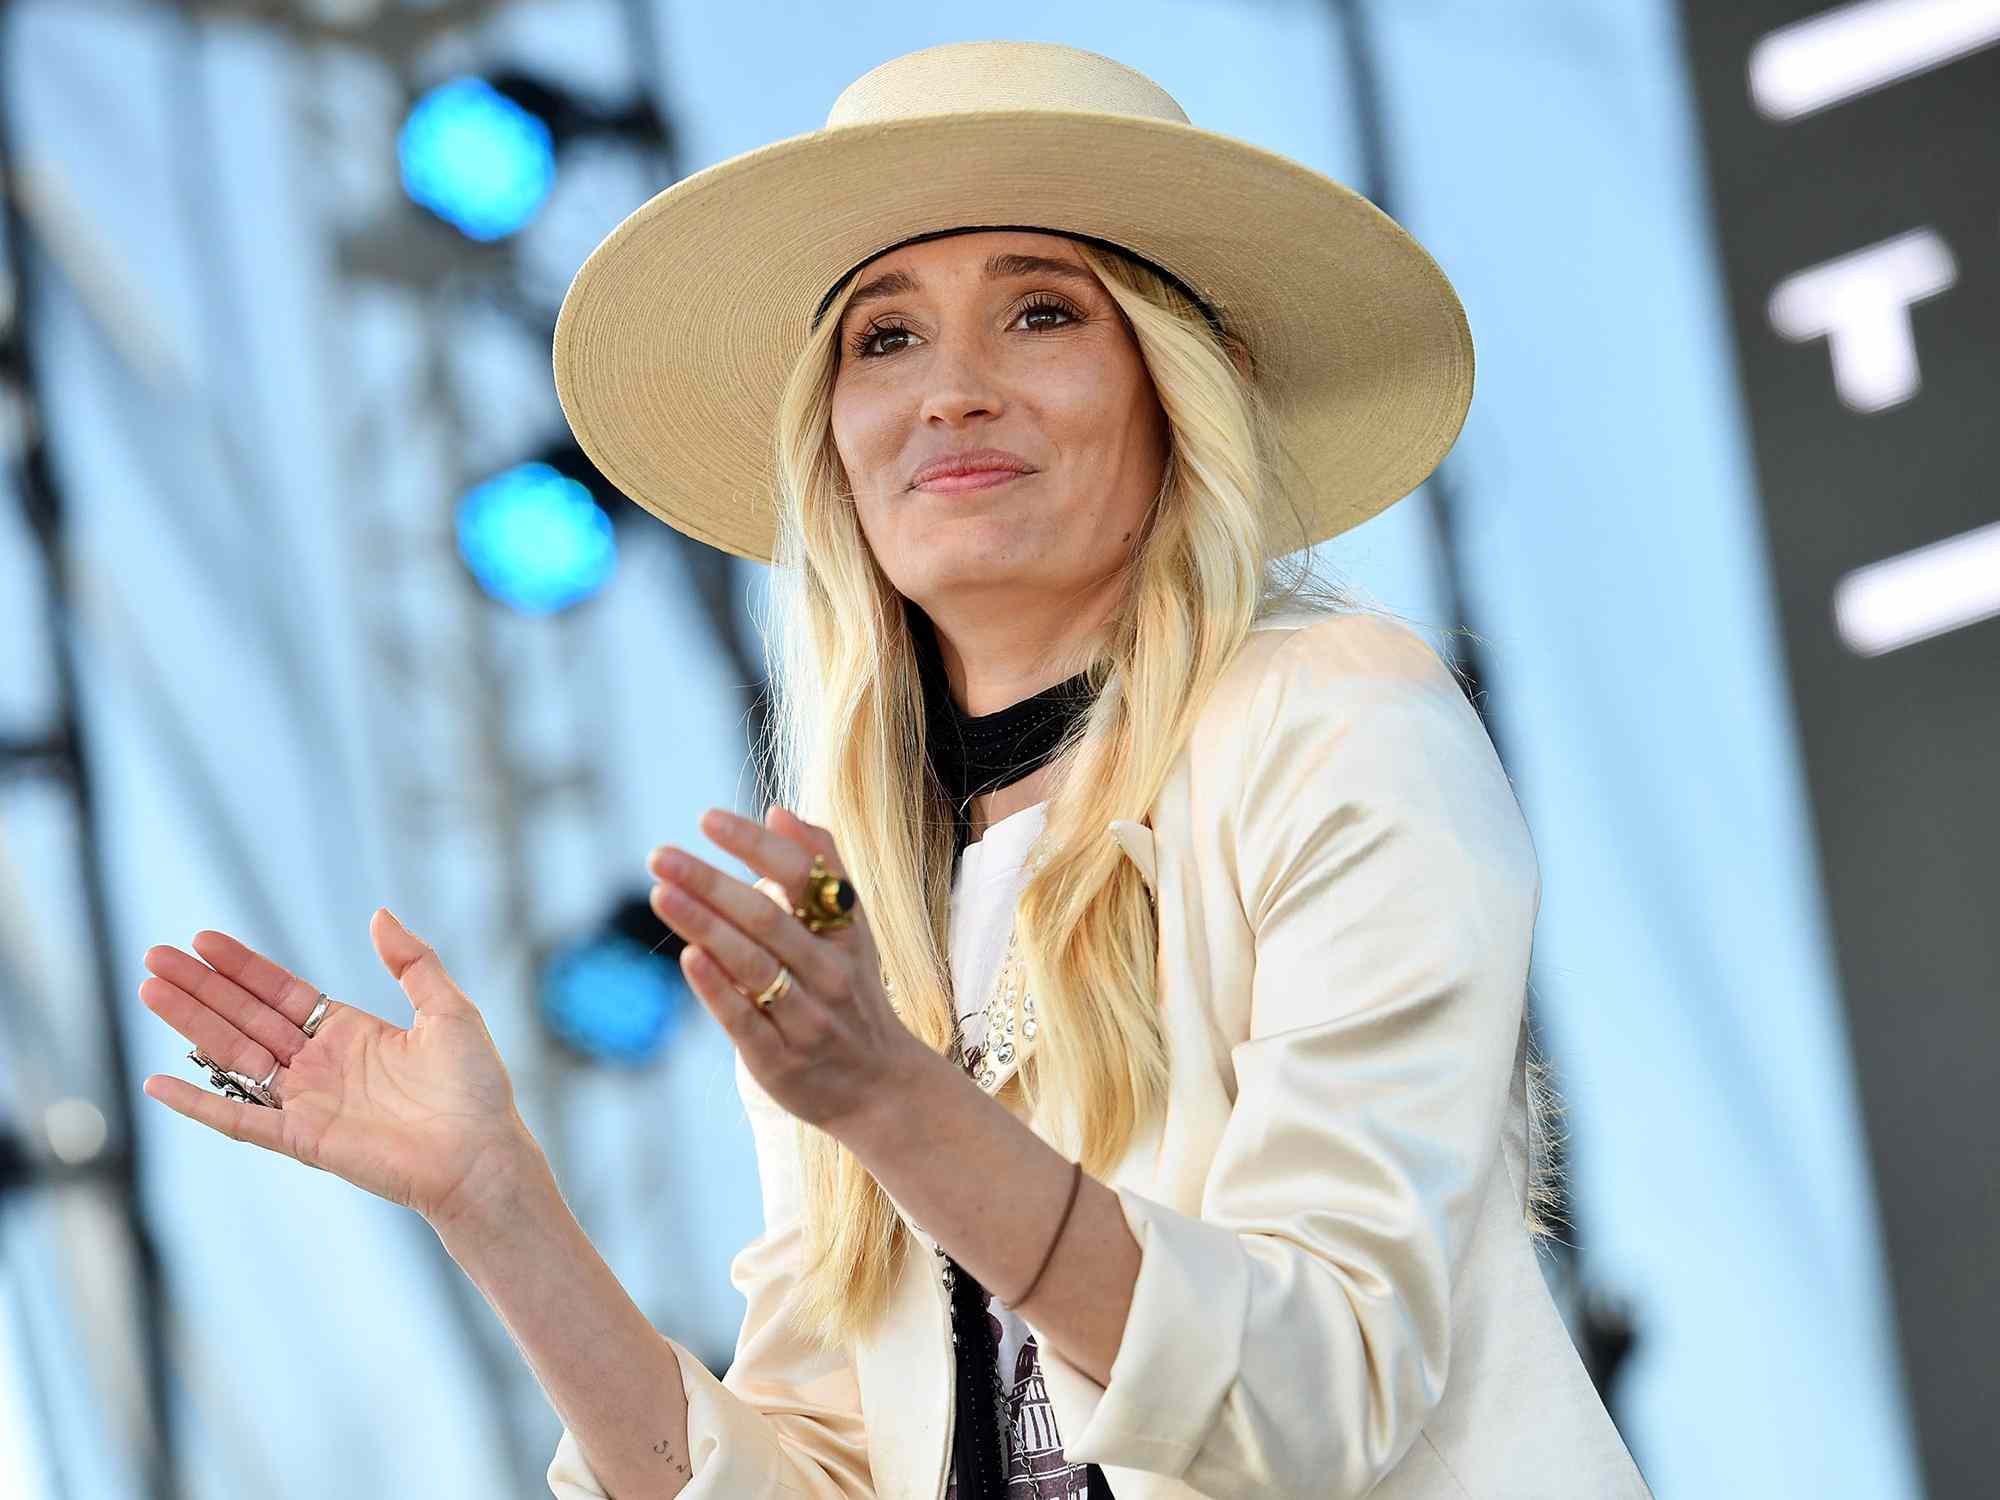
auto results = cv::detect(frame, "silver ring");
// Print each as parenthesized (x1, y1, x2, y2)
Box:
(302, 994, 332, 1038)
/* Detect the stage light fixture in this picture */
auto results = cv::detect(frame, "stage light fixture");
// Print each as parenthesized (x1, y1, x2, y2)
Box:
(455, 459, 616, 614)
(538, 928, 687, 1066)
(398, 76, 558, 241)
(539, 892, 692, 1065)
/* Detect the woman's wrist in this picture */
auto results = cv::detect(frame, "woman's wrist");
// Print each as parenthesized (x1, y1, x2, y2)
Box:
(427, 1126, 561, 1253)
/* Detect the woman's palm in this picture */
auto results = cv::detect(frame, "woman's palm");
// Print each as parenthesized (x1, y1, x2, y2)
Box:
(140, 909, 529, 1227)
(267, 1005, 519, 1217)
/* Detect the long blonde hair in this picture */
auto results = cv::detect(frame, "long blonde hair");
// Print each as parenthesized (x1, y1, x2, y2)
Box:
(752, 236, 1566, 1353)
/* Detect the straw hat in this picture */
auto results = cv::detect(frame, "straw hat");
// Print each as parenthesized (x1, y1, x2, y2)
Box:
(552, 39, 1474, 564)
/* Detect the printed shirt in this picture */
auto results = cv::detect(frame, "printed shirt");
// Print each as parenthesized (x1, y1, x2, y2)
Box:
(942, 799, 1092, 1500)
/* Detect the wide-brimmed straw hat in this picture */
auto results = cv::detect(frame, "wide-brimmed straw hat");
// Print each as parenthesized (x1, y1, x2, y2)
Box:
(552, 39, 1474, 564)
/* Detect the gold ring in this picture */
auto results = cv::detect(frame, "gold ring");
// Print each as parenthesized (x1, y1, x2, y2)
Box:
(793, 853, 857, 933)
(753, 964, 794, 1007)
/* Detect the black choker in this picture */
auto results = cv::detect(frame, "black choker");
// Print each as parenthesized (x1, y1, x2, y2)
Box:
(906, 601, 1098, 859)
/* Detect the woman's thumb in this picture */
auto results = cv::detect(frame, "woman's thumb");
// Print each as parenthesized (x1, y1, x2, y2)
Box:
(370, 908, 474, 1016)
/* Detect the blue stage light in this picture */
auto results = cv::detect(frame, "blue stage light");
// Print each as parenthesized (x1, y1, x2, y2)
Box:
(456, 461, 616, 614)
(398, 77, 557, 241)
(540, 933, 687, 1065)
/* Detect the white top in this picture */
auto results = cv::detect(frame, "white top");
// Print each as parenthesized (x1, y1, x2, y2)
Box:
(947, 799, 1047, 1055)
(943, 800, 1093, 1498)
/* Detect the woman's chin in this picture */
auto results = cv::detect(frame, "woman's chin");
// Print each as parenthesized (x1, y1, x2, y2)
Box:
(905, 556, 1043, 602)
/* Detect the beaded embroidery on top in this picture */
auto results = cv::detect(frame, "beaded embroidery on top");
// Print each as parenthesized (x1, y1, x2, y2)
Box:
(879, 920, 1033, 1094)
(971, 923, 1035, 1090)
(878, 840, 1046, 1096)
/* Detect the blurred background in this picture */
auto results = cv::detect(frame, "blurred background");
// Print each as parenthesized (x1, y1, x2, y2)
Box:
(1, 1, 1993, 1496)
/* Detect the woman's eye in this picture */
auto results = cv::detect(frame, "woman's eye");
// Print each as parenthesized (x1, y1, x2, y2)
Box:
(1014, 298, 1079, 332)
(846, 297, 1082, 360)
(851, 322, 914, 359)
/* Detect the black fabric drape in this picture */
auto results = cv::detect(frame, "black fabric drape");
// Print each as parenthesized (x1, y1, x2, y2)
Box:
(947, 1254, 1116, 1497)
(906, 599, 1097, 861)
(947, 1256, 1009, 1499)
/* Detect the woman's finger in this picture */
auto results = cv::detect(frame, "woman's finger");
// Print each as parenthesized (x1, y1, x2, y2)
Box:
(649, 851, 846, 995)
(141, 1073, 294, 1157)
(141, 944, 302, 1065)
(138, 974, 283, 1085)
(693, 807, 830, 894)
(188, 929, 324, 1029)
(650, 872, 838, 1006)
(368, 908, 480, 1019)
(763, 808, 881, 971)
(678, 944, 790, 1063)
(764, 806, 848, 868)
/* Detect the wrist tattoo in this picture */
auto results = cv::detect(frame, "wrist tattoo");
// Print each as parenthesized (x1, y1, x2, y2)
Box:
(652, 1438, 691, 1477)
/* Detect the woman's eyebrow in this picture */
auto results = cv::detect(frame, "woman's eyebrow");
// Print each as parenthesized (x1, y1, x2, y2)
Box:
(841, 253, 1097, 321)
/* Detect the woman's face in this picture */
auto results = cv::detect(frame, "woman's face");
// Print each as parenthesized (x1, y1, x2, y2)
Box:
(828, 230, 1169, 627)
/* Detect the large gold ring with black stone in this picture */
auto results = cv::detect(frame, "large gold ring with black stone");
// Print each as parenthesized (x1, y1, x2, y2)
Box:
(793, 853, 857, 933)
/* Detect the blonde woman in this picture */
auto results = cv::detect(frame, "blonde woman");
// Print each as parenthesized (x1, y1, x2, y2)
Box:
(139, 41, 1655, 1500)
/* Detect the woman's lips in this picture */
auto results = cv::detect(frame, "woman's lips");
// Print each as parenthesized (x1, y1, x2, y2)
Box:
(914, 470, 1030, 494)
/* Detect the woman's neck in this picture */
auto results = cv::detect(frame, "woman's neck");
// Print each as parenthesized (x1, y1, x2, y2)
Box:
(904, 598, 1093, 856)
(926, 601, 1115, 718)
(963, 762, 1054, 845)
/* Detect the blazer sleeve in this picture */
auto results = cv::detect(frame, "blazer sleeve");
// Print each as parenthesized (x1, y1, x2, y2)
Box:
(548, 899, 875, 1499)
(1025, 614, 1542, 1500)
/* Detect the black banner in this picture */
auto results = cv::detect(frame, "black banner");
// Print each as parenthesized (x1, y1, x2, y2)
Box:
(1676, 5, 1999, 1496)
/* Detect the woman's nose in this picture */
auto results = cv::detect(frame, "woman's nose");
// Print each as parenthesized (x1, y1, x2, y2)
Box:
(914, 339, 1005, 424)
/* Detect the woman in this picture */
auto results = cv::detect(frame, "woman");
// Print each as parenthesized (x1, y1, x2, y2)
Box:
(139, 40, 1654, 1500)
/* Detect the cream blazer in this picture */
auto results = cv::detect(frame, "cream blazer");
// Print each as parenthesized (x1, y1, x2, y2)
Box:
(550, 608, 1657, 1500)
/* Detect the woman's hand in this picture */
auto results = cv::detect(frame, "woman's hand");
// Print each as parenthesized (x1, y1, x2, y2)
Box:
(138, 910, 535, 1230)
(651, 805, 930, 1136)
